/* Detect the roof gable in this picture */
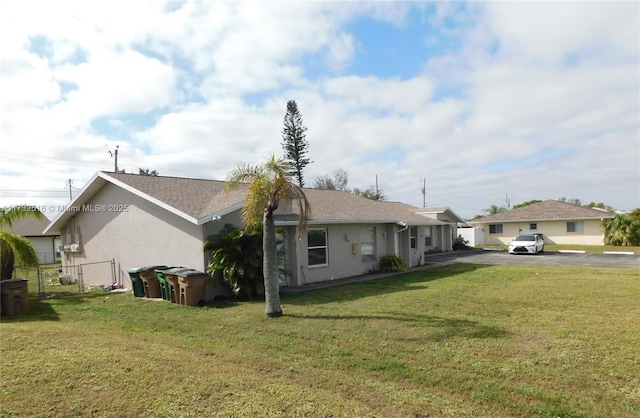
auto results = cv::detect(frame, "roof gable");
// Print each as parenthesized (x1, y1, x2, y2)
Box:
(471, 200, 615, 223)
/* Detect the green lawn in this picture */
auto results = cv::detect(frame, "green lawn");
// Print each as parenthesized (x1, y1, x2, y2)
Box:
(1, 264, 639, 417)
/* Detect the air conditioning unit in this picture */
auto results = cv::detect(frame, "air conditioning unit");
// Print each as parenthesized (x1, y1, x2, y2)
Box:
(63, 243, 81, 253)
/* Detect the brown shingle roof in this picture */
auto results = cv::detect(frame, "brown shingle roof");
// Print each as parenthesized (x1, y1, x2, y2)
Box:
(471, 200, 615, 223)
(278, 188, 446, 225)
(109, 173, 445, 225)
(108, 172, 246, 219)
(4, 216, 55, 236)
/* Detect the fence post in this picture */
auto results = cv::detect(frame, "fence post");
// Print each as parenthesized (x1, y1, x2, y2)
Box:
(78, 264, 84, 294)
(38, 267, 46, 300)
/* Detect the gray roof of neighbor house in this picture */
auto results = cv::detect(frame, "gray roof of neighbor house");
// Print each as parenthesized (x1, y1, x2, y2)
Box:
(470, 200, 615, 223)
(4, 216, 57, 236)
(44, 171, 460, 234)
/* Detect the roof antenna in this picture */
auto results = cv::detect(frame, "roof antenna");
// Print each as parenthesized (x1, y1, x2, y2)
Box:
(108, 145, 119, 173)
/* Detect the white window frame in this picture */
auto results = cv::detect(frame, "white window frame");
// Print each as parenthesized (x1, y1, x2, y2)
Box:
(361, 226, 376, 262)
(424, 227, 432, 247)
(307, 228, 328, 267)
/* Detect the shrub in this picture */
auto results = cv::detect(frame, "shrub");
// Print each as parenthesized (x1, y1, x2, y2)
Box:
(205, 224, 264, 300)
(452, 235, 470, 251)
(378, 255, 408, 273)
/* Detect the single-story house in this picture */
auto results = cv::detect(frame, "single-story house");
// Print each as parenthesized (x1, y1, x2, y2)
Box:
(43, 171, 464, 295)
(469, 200, 615, 246)
(6, 216, 61, 264)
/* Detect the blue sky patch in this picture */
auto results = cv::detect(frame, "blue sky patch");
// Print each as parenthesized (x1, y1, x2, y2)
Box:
(343, 7, 462, 79)
(27, 34, 87, 65)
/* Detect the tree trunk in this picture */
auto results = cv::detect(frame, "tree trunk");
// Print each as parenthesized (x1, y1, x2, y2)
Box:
(262, 210, 282, 317)
(1, 239, 15, 280)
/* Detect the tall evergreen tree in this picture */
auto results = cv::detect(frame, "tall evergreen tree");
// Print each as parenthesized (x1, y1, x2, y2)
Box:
(281, 100, 311, 187)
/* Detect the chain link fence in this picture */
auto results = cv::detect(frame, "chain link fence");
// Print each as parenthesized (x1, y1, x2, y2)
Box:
(14, 259, 116, 299)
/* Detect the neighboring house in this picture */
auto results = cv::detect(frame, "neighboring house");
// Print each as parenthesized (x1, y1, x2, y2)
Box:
(6, 216, 61, 264)
(44, 171, 464, 295)
(470, 200, 615, 246)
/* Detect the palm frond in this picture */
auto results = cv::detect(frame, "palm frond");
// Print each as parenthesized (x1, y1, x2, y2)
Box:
(0, 232, 40, 267)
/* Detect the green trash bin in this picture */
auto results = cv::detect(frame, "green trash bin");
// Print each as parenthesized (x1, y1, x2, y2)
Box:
(127, 268, 146, 298)
(155, 267, 183, 301)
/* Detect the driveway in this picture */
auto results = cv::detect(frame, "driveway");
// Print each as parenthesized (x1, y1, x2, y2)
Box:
(424, 250, 640, 269)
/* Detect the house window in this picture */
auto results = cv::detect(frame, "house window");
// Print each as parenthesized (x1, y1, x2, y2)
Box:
(410, 226, 418, 249)
(530, 223, 537, 230)
(567, 221, 584, 233)
(489, 224, 503, 234)
(424, 227, 432, 246)
(361, 227, 376, 262)
(307, 228, 328, 266)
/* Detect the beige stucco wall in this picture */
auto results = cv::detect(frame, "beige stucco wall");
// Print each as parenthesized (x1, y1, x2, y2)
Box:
(61, 184, 206, 287)
(291, 223, 396, 285)
(29, 236, 59, 264)
(478, 219, 606, 246)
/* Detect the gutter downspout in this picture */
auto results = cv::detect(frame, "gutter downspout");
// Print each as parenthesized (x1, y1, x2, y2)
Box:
(394, 221, 408, 257)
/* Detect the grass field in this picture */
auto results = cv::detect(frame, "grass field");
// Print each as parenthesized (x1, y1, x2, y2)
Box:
(1, 263, 639, 417)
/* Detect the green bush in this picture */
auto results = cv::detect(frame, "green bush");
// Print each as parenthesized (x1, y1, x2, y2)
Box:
(378, 255, 408, 273)
(205, 224, 264, 300)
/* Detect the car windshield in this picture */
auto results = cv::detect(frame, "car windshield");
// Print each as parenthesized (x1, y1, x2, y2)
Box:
(514, 235, 536, 241)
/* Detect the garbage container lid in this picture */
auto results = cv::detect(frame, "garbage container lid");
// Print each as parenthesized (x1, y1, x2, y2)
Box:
(154, 266, 183, 273)
(128, 267, 146, 273)
(164, 267, 192, 274)
(0, 278, 28, 284)
(176, 270, 208, 278)
(138, 265, 168, 272)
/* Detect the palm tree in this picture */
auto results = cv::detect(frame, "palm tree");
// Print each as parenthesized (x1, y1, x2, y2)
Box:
(225, 154, 311, 317)
(484, 205, 506, 215)
(603, 213, 640, 246)
(1, 206, 45, 280)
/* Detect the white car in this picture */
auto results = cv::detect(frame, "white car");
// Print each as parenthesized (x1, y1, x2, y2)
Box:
(508, 234, 544, 254)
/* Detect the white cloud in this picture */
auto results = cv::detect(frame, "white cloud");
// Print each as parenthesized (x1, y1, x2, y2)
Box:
(0, 1, 637, 218)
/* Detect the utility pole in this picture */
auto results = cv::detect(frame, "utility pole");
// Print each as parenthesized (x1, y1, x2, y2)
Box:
(375, 174, 379, 198)
(65, 179, 74, 200)
(108, 145, 119, 173)
(506, 193, 511, 210)
(421, 178, 426, 208)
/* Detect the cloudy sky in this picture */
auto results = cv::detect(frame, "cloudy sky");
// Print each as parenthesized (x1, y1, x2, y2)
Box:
(1, 1, 638, 220)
